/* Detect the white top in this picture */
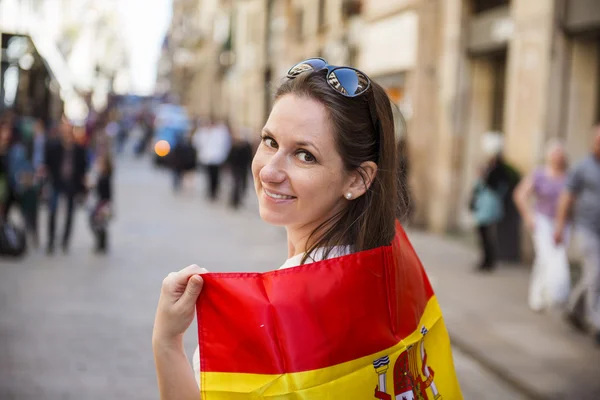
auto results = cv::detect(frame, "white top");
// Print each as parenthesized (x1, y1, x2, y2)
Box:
(193, 246, 351, 386)
(195, 123, 232, 166)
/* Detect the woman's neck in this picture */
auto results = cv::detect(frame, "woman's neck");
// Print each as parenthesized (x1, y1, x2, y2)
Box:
(286, 228, 309, 259)
(285, 204, 346, 259)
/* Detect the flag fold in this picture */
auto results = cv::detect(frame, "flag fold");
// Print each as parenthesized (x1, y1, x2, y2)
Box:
(197, 222, 463, 399)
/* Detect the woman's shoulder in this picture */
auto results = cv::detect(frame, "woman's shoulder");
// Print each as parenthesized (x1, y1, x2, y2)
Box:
(278, 246, 353, 270)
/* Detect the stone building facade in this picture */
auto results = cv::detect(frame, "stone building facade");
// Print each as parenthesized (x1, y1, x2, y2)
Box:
(164, 0, 600, 243)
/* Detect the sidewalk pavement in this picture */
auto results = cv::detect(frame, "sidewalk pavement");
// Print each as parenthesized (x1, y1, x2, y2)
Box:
(407, 230, 600, 400)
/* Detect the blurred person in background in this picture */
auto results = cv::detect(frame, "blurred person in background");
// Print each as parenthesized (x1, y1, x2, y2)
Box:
(196, 118, 232, 201)
(228, 126, 253, 209)
(88, 152, 113, 254)
(0, 119, 15, 218)
(92, 120, 114, 165)
(44, 119, 88, 254)
(0, 116, 41, 248)
(170, 132, 197, 193)
(0, 119, 17, 219)
(514, 140, 569, 312)
(115, 110, 129, 155)
(31, 119, 46, 175)
(469, 132, 512, 272)
(554, 125, 600, 346)
(105, 111, 120, 142)
(135, 105, 155, 157)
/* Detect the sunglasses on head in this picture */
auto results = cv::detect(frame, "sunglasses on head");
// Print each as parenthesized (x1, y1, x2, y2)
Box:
(287, 58, 371, 97)
(287, 58, 380, 153)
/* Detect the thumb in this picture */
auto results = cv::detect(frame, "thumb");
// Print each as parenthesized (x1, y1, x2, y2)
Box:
(179, 275, 205, 306)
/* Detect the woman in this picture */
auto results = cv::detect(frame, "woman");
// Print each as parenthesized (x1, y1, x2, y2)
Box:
(470, 163, 507, 271)
(514, 140, 569, 312)
(88, 152, 113, 253)
(153, 59, 448, 399)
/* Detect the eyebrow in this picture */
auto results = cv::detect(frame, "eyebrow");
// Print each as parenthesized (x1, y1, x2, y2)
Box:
(262, 128, 320, 152)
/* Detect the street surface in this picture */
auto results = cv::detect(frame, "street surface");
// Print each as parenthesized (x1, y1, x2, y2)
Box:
(0, 156, 531, 399)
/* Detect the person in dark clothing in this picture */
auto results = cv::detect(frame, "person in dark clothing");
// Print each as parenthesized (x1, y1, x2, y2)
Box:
(472, 155, 511, 271)
(44, 120, 88, 254)
(0, 121, 11, 217)
(228, 135, 253, 209)
(89, 153, 113, 253)
(470, 133, 515, 272)
(0, 119, 20, 220)
(170, 134, 197, 193)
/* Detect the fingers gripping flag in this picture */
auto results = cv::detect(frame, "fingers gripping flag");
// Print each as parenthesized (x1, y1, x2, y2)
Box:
(196, 222, 462, 399)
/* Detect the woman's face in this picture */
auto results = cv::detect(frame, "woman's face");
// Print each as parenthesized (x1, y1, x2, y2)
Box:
(252, 94, 353, 233)
(547, 145, 566, 170)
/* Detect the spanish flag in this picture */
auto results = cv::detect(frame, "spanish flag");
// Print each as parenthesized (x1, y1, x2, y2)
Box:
(196, 222, 463, 399)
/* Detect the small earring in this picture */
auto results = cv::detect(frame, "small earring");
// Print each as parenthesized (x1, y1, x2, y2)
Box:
(345, 193, 352, 200)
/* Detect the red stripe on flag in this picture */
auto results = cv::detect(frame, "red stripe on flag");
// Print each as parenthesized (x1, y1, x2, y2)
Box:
(197, 223, 434, 374)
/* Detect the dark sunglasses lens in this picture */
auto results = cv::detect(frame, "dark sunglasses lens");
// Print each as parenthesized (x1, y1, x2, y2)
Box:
(287, 58, 328, 77)
(328, 68, 369, 96)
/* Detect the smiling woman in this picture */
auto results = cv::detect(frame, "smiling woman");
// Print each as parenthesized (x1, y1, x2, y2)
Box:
(252, 73, 401, 263)
(152, 59, 439, 400)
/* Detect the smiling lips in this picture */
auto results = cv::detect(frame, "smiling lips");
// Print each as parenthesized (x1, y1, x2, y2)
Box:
(263, 188, 296, 200)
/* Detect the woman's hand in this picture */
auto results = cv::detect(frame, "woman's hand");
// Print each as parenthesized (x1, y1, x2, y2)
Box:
(153, 264, 208, 344)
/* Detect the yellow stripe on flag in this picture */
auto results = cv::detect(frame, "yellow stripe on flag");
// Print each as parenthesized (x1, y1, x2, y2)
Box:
(201, 295, 463, 399)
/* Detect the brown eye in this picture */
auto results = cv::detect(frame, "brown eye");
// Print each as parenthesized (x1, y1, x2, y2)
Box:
(262, 136, 278, 149)
(297, 151, 316, 163)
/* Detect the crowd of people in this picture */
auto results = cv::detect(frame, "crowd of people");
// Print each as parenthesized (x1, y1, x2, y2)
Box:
(0, 108, 115, 257)
(471, 127, 600, 346)
(163, 116, 254, 210)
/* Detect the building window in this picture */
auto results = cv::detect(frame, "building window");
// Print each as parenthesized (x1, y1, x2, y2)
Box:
(472, 0, 510, 14)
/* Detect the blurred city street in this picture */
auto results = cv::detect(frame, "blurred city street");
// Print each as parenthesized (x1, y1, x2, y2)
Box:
(2, 0, 600, 399)
(0, 155, 532, 400)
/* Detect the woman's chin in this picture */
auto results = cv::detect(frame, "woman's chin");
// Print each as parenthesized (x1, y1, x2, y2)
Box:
(258, 207, 290, 226)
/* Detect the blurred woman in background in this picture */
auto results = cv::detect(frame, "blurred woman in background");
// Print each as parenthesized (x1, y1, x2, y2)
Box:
(514, 140, 570, 312)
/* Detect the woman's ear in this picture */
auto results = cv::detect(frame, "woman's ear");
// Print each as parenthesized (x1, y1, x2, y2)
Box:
(346, 161, 377, 199)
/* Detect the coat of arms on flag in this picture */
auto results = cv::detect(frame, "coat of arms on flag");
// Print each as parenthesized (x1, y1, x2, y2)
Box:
(196, 222, 463, 399)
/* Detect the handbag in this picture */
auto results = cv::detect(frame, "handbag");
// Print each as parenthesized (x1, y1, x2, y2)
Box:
(0, 220, 27, 257)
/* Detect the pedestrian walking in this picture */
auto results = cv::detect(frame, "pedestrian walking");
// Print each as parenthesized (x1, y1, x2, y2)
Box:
(170, 133, 197, 193)
(555, 125, 600, 346)
(469, 133, 511, 272)
(195, 118, 231, 201)
(227, 127, 253, 209)
(153, 58, 460, 399)
(514, 140, 569, 312)
(88, 153, 113, 254)
(43, 119, 88, 254)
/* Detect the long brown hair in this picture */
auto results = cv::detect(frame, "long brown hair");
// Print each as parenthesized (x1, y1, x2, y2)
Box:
(274, 69, 408, 263)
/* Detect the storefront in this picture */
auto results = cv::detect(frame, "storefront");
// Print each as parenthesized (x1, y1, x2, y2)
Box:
(1, 32, 64, 124)
(461, 1, 523, 261)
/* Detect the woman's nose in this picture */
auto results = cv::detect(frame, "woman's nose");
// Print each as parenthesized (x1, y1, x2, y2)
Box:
(259, 153, 287, 184)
